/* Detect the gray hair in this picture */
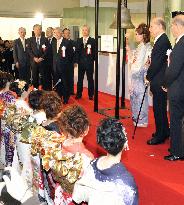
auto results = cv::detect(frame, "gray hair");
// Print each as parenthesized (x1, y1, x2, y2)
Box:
(54, 27, 63, 33)
(155, 18, 166, 31)
(46, 27, 53, 31)
(82, 25, 90, 32)
(18, 27, 26, 32)
(173, 15, 184, 27)
(33, 24, 42, 30)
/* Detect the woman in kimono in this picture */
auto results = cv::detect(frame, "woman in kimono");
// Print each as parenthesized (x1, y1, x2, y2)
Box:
(0, 72, 15, 166)
(40, 91, 62, 133)
(53, 105, 93, 205)
(72, 118, 138, 205)
(127, 23, 152, 127)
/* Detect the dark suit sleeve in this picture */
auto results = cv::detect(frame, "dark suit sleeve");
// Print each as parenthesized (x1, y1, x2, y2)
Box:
(164, 42, 184, 88)
(72, 40, 77, 64)
(146, 41, 169, 81)
(92, 38, 96, 61)
(27, 38, 35, 59)
(75, 38, 81, 64)
(13, 40, 18, 64)
(67, 39, 74, 62)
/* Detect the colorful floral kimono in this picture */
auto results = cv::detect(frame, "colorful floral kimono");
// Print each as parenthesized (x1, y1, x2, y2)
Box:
(0, 91, 16, 166)
(53, 143, 93, 205)
(72, 158, 138, 205)
(128, 42, 152, 126)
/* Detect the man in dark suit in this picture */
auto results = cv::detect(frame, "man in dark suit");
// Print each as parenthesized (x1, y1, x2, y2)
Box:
(28, 24, 50, 90)
(63, 28, 76, 95)
(45, 27, 55, 89)
(3, 40, 14, 75)
(75, 25, 95, 100)
(146, 18, 171, 145)
(52, 27, 73, 104)
(163, 15, 184, 161)
(13, 27, 30, 83)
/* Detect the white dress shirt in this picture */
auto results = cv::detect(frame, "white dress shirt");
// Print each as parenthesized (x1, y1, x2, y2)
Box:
(20, 37, 25, 51)
(83, 36, 89, 46)
(57, 37, 63, 52)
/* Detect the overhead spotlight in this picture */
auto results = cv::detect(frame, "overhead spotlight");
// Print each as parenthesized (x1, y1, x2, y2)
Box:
(35, 12, 44, 23)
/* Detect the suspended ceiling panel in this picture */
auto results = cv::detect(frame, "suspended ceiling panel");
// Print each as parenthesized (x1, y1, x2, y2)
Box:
(0, 0, 80, 17)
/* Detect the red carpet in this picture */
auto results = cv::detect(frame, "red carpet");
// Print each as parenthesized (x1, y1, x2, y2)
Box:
(67, 88, 184, 205)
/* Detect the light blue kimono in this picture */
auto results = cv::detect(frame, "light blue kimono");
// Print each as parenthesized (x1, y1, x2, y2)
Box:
(129, 42, 152, 126)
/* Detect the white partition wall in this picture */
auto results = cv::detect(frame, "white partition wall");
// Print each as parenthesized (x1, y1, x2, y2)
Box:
(0, 17, 60, 40)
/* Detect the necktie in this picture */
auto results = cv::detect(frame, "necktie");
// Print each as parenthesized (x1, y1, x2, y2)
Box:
(49, 38, 52, 44)
(83, 38, 87, 48)
(36, 37, 40, 49)
(21, 39, 25, 51)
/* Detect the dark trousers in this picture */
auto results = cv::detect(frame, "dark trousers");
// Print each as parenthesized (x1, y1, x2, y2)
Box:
(44, 64, 52, 91)
(69, 64, 74, 94)
(31, 61, 48, 90)
(18, 64, 30, 84)
(55, 63, 70, 103)
(77, 63, 94, 97)
(151, 87, 169, 141)
(169, 94, 184, 157)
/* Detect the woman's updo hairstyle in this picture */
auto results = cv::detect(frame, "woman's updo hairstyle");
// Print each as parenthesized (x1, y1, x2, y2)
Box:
(136, 23, 150, 43)
(97, 118, 127, 156)
(59, 105, 89, 138)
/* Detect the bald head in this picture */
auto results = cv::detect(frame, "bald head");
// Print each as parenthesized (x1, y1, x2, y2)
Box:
(173, 15, 184, 27)
(149, 17, 166, 38)
(171, 15, 184, 38)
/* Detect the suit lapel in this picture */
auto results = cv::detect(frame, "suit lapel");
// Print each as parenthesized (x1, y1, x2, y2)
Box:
(18, 38, 24, 51)
(152, 34, 165, 56)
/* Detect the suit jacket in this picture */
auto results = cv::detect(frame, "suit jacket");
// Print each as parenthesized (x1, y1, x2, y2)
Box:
(47, 37, 56, 65)
(52, 37, 73, 73)
(146, 33, 172, 90)
(69, 39, 77, 64)
(28, 36, 49, 63)
(75, 37, 95, 65)
(163, 35, 184, 99)
(13, 38, 30, 67)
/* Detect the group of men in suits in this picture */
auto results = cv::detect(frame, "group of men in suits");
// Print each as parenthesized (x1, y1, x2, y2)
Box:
(13, 24, 95, 104)
(145, 15, 184, 161)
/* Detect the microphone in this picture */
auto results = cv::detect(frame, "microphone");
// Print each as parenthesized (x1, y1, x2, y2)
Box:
(52, 79, 61, 90)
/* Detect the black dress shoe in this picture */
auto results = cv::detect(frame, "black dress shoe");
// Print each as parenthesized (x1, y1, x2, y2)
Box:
(147, 138, 165, 145)
(164, 155, 184, 161)
(89, 96, 93, 100)
(75, 95, 81, 99)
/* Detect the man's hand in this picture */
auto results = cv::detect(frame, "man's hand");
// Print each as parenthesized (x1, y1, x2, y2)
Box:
(38, 57, 44, 63)
(33, 57, 39, 63)
(162, 86, 167, 92)
(15, 62, 19, 68)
